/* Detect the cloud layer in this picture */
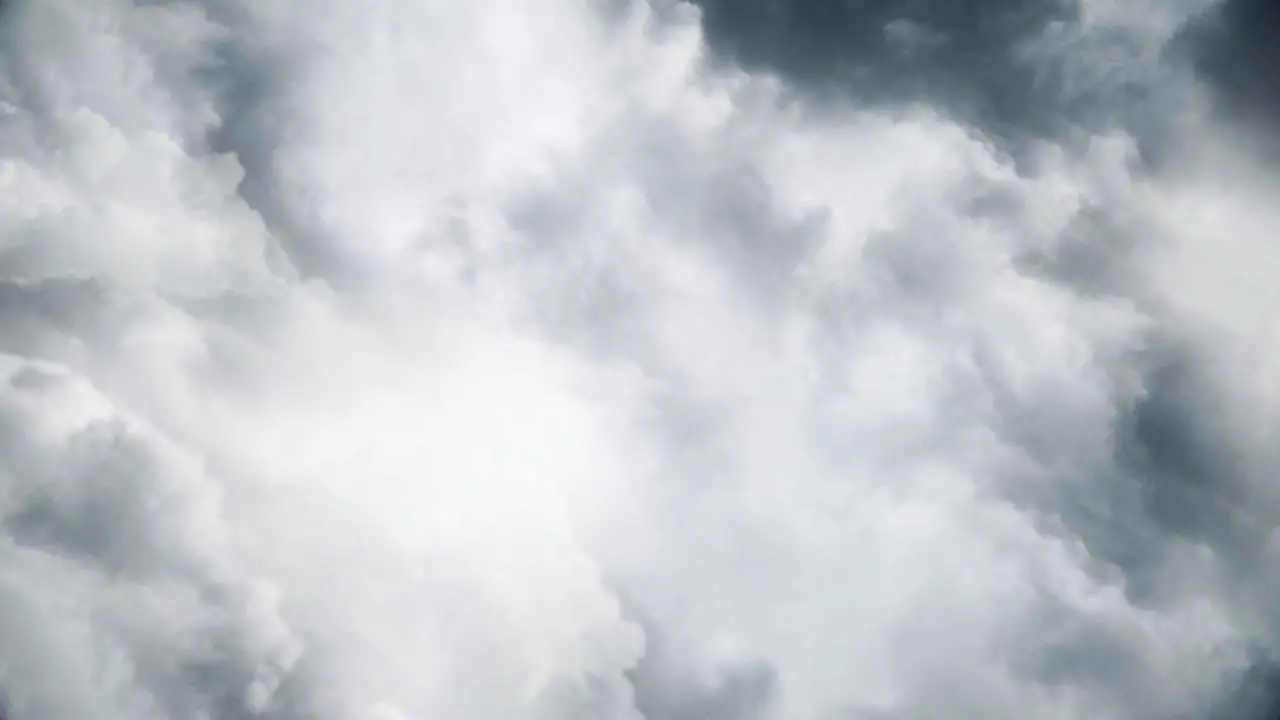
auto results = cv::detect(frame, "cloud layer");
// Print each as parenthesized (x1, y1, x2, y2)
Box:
(1, 0, 1278, 718)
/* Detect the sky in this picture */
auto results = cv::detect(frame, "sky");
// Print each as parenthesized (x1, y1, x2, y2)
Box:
(1, 0, 1279, 718)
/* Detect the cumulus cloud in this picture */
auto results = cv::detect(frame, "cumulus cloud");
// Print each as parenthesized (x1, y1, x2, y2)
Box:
(0, 0, 1278, 718)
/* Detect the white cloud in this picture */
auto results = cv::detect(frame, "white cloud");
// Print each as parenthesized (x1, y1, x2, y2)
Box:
(0, 0, 1275, 718)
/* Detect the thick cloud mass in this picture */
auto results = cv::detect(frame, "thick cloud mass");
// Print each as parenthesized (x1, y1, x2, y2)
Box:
(0, 0, 1278, 718)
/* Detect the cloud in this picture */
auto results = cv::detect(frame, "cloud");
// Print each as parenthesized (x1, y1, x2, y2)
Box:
(0, 0, 1278, 718)
(0, 355, 301, 720)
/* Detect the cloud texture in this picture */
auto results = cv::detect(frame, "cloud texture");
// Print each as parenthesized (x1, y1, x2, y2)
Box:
(1, 0, 1279, 718)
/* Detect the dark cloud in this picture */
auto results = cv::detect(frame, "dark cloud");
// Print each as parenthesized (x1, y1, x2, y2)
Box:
(688, 0, 1280, 165)
(1183, 0, 1280, 128)
(686, 0, 1096, 139)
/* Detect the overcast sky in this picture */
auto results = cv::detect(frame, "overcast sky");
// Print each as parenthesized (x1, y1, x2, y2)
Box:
(2, 1, 1280, 719)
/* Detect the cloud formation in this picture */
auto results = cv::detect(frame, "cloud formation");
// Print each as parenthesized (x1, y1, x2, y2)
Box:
(0, 0, 1278, 718)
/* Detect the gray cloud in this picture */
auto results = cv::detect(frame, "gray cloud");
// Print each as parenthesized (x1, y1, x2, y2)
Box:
(1182, 0, 1280, 131)
(689, 0, 1078, 132)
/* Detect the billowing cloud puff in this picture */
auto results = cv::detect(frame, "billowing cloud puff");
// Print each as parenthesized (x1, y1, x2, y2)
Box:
(0, 0, 1278, 718)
